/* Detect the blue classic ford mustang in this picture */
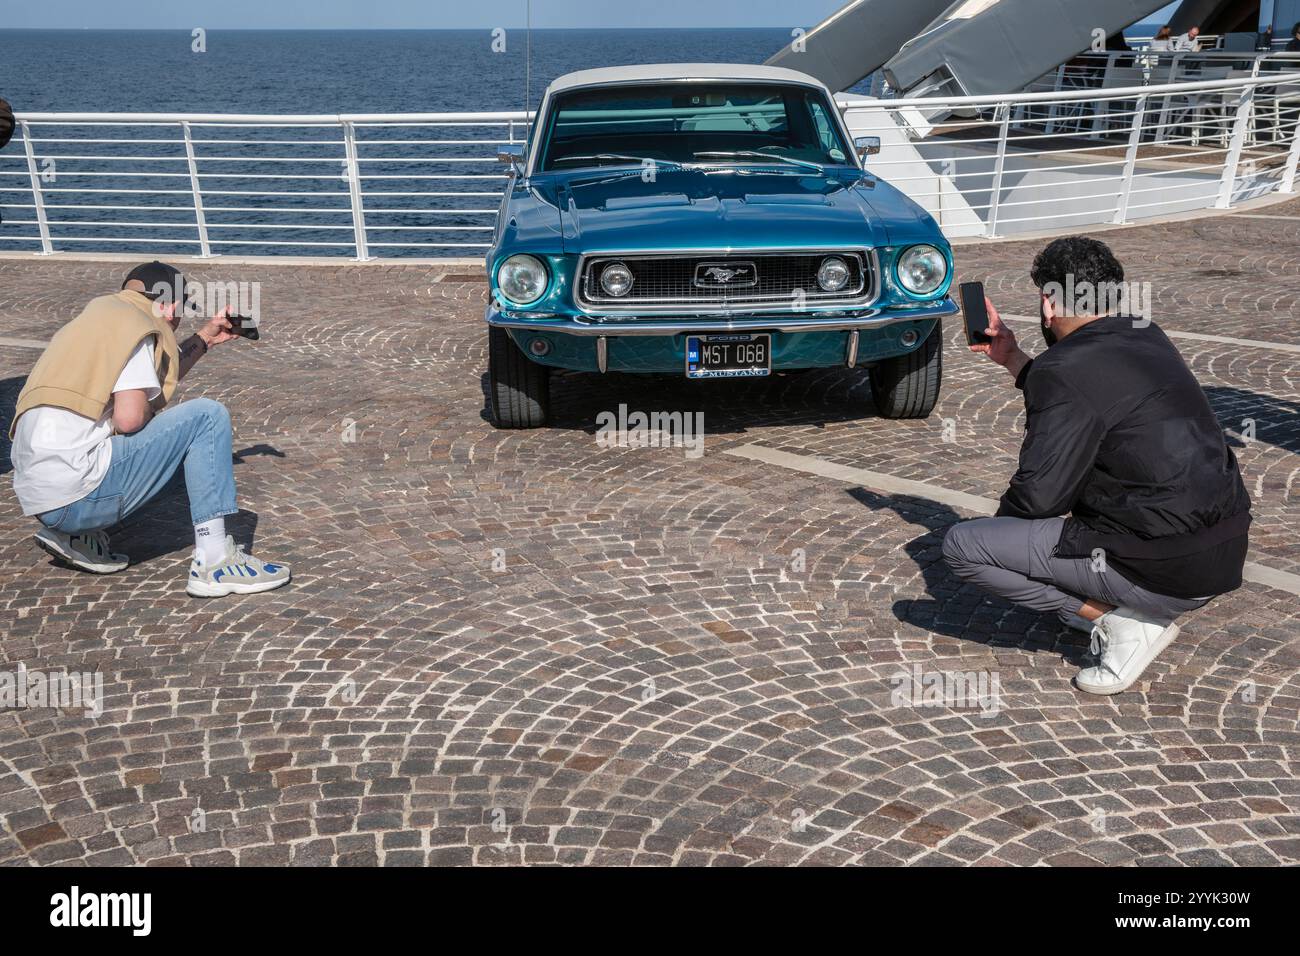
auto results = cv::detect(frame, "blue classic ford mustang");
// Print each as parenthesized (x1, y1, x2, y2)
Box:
(485, 63, 958, 428)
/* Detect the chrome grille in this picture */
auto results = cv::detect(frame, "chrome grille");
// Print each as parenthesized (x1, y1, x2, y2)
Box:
(577, 251, 874, 312)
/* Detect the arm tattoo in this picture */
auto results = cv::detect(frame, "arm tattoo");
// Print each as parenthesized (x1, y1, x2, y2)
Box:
(180, 333, 208, 364)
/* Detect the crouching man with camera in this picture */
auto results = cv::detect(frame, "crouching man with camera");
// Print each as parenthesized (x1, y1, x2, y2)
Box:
(942, 237, 1250, 695)
(9, 261, 290, 597)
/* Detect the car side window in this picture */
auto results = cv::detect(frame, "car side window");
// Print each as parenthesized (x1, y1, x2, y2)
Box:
(809, 100, 837, 154)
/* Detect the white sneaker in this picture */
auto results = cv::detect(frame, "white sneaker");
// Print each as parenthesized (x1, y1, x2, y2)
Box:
(1075, 606, 1180, 696)
(186, 535, 291, 597)
(35, 527, 129, 574)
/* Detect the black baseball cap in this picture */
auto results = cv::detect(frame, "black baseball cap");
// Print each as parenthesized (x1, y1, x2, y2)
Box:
(122, 260, 193, 312)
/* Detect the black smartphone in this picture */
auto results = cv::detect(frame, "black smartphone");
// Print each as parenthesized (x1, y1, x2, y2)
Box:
(959, 281, 991, 346)
(227, 315, 260, 341)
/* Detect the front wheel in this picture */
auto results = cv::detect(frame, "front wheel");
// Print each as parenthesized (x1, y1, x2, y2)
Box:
(869, 321, 943, 419)
(488, 326, 550, 428)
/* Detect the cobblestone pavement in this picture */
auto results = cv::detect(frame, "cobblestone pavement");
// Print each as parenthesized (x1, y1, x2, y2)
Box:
(1, 202, 1297, 867)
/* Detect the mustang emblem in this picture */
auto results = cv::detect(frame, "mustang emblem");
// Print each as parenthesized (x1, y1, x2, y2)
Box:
(693, 261, 758, 288)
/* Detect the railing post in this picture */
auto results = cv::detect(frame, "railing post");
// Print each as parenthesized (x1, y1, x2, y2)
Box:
(1216, 84, 1255, 208)
(19, 121, 55, 256)
(1114, 95, 1147, 224)
(1281, 94, 1300, 193)
(1044, 64, 1065, 134)
(985, 104, 1011, 238)
(181, 121, 213, 258)
(342, 121, 370, 261)
(1155, 53, 1185, 142)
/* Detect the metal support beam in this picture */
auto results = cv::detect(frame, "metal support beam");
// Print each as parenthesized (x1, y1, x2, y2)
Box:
(985, 104, 1011, 238)
(20, 121, 54, 256)
(342, 121, 370, 261)
(1216, 84, 1255, 208)
(1282, 103, 1300, 193)
(181, 121, 214, 258)
(1114, 95, 1148, 224)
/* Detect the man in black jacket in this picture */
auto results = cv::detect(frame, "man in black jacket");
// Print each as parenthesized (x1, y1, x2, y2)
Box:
(942, 237, 1250, 695)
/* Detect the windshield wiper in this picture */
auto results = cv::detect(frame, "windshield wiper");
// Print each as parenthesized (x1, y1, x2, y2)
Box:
(692, 151, 824, 172)
(551, 153, 685, 170)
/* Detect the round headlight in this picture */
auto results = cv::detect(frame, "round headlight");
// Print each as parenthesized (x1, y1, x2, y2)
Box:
(817, 256, 851, 293)
(600, 261, 634, 297)
(896, 245, 948, 296)
(496, 254, 548, 304)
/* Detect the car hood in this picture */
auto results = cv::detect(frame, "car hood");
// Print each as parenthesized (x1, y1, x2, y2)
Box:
(544, 167, 920, 254)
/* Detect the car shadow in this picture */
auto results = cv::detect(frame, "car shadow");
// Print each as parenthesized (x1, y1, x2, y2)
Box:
(846, 487, 1092, 663)
(478, 367, 886, 435)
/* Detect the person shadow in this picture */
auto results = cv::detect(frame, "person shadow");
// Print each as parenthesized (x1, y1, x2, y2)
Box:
(846, 487, 1093, 663)
(100, 471, 262, 565)
(0, 374, 21, 477)
(1205, 386, 1300, 456)
(53, 440, 280, 564)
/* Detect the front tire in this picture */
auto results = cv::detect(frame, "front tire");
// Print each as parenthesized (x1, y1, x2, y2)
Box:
(488, 326, 550, 428)
(869, 321, 943, 419)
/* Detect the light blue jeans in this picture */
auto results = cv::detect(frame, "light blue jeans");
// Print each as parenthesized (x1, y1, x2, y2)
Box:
(37, 398, 238, 534)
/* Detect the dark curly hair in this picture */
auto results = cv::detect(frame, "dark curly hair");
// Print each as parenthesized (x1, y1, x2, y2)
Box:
(1030, 236, 1124, 293)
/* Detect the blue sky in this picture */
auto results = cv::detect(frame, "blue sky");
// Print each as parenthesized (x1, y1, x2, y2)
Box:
(3, 0, 846, 29)
(0, 1, 1198, 31)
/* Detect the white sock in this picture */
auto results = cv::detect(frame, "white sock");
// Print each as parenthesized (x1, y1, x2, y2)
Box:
(194, 517, 227, 565)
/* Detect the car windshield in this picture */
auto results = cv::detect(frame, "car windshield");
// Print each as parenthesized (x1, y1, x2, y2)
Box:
(539, 82, 853, 172)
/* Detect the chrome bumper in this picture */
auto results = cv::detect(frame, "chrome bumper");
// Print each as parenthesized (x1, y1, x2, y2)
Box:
(487, 299, 958, 336)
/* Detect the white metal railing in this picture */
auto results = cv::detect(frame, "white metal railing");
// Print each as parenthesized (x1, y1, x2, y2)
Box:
(1, 111, 531, 259)
(1022, 50, 1300, 98)
(2, 68, 1298, 257)
(841, 68, 1300, 239)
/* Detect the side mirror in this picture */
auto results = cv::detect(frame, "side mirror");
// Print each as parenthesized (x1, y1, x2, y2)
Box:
(497, 143, 525, 173)
(854, 136, 882, 160)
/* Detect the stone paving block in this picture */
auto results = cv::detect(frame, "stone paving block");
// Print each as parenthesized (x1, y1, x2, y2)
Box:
(0, 204, 1297, 865)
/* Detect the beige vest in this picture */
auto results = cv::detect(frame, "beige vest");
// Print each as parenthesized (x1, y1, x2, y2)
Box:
(9, 290, 180, 439)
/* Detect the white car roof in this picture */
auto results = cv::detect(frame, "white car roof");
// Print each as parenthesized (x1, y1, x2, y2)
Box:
(544, 63, 831, 95)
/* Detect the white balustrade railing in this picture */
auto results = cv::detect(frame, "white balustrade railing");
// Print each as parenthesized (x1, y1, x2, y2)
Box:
(2, 67, 1298, 257)
(841, 68, 1300, 239)
(1, 111, 531, 259)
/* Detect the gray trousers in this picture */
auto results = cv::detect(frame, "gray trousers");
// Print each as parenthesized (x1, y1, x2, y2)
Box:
(941, 516, 1209, 621)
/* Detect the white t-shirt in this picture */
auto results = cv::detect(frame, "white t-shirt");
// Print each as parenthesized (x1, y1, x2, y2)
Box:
(12, 339, 162, 516)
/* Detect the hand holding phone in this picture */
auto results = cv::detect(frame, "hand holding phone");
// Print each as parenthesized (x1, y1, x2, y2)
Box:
(959, 281, 991, 346)
(226, 315, 260, 341)
(959, 283, 1029, 377)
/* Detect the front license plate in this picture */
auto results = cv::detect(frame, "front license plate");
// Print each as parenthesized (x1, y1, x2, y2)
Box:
(685, 333, 771, 379)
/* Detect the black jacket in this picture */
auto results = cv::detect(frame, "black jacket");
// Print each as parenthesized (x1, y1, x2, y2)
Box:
(999, 316, 1251, 599)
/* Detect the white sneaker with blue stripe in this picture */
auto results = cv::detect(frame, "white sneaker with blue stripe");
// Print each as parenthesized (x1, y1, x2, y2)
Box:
(35, 527, 129, 574)
(186, 535, 291, 597)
